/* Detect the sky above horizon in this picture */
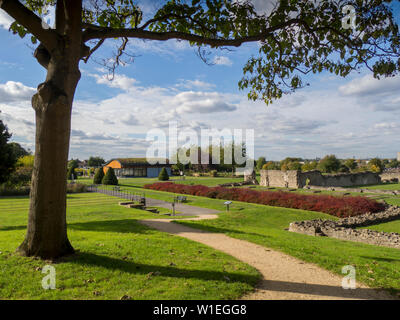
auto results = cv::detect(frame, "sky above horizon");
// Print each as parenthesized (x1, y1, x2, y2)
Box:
(0, 1, 399, 161)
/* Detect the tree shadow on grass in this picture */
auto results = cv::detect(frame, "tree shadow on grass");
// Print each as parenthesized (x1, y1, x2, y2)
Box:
(172, 220, 273, 241)
(68, 219, 149, 234)
(66, 251, 260, 285)
(254, 279, 397, 300)
(0, 225, 26, 231)
(360, 256, 400, 263)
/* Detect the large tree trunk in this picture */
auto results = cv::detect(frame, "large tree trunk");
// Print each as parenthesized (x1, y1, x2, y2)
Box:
(17, 47, 82, 259)
(15, 0, 85, 260)
(17, 75, 80, 259)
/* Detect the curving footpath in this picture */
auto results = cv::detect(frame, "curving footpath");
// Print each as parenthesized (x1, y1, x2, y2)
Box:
(132, 196, 397, 299)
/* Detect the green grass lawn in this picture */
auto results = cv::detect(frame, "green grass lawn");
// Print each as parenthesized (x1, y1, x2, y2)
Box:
(118, 187, 400, 296)
(360, 220, 400, 234)
(77, 176, 243, 188)
(362, 183, 400, 191)
(0, 193, 260, 299)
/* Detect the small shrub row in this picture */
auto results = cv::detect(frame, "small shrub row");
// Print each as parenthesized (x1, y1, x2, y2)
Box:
(66, 183, 88, 193)
(0, 183, 88, 197)
(93, 167, 118, 185)
(144, 182, 385, 217)
(0, 185, 30, 196)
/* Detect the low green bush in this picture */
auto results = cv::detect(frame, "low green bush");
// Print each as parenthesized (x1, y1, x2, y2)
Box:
(93, 167, 105, 184)
(102, 168, 118, 185)
(66, 183, 87, 193)
(158, 167, 169, 181)
(0, 185, 30, 196)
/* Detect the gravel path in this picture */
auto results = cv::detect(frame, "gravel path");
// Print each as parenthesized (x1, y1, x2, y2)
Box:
(103, 191, 395, 300)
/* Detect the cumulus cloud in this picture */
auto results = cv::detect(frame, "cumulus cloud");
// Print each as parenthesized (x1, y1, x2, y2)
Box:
(213, 56, 233, 66)
(121, 114, 139, 126)
(338, 75, 400, 112)
(269, 118, 330, 134)
(0, 10, 13, 29)
(174, 91, 237, 114)
(373, 122, 399, 130)
(175, 79, 215, 90)
(0, 81, 36, 103)
(3, 70, 400, 160)
(339, 75, 400, 97)
(91, 73, 137, 91)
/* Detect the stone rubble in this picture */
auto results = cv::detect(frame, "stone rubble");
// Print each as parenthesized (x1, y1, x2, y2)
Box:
(289, 206, 400, 249)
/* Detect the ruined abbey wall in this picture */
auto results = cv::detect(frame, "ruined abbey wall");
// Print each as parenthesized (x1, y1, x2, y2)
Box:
(380, 170, 400, 182)
(259, 170, 381, 188)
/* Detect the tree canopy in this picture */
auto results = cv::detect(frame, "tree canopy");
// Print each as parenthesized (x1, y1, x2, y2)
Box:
(2, 0, 399, 103)
(88, 156, 105, 167)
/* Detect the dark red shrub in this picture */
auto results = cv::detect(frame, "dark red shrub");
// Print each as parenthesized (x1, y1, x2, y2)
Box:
(144, 183, 385, 217)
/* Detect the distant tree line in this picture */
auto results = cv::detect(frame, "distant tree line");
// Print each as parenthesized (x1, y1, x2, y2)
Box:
(257, 155, 399, 174)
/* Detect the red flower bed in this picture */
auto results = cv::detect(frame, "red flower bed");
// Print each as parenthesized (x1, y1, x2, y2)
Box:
(144, 182, 385, 218)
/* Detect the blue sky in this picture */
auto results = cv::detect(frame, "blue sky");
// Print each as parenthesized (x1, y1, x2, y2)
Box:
(0, 1, 399, 161)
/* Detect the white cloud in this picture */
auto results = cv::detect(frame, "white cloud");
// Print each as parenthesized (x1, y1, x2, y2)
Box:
(0, 10, 13, 29)
(3, 72, 400, 161)
(0, 81, 36, 103)
(91, 73, 138, 91)
(339, 75, 400, 97)
(121, 114, 139, 126)
(338, 75, 400, 113)
(175, 79, 215, 90)
(213, 56, 233, 66)
(374, 122, 399, 130)
(174, 91, 237, 114)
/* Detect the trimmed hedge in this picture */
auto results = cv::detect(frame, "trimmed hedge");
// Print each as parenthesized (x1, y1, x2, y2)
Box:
(102, 167, 118, 185)
(0, 183, 88, 196)
(158, 167, 169, 181)
(144, 182, 385, 218)
(93, 167, 104, 184)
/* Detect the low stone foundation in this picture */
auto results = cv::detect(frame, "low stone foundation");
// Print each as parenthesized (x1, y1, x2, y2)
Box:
(304, 185, 399, 195)
(218, 181, 254, 187)
(289, 206, 400, 249)
(243, 170, 259, 185)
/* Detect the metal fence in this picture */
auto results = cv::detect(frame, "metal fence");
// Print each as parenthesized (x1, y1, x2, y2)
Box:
(87, 184, 145, 202)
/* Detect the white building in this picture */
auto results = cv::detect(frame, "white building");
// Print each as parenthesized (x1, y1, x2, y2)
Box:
(397, 152, 400, 162)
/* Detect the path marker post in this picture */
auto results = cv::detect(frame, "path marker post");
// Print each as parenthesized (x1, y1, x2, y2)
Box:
(224, 201, 232, 212)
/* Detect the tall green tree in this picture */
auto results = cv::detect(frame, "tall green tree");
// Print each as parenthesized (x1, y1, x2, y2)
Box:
(344, 158, 357, 171)
(88, 156, 105, 167)
(68, 159, 80, 170)
(1, 0, 399, 259)
(368, 158, 384, 173)
(318, 155, 341, 173)
(9, 142, 30, 159)
(0, 116, 16, 183)
(256, 157, 267, 171)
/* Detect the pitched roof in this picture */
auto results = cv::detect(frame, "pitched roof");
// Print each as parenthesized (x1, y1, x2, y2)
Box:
(108, 158, 170, 167)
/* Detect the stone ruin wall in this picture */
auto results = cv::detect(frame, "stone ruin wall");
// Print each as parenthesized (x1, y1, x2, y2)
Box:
(259, 170, 300, 188)
(259, 170, 382, 188)
(299, 170, 381, 188)
(380, 171, 400, 183)
(288, 206, 400, 249)
(243, 170, 259, 185)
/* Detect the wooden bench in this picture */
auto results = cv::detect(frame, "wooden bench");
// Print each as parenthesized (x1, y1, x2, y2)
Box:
(176, 196, 187, 203)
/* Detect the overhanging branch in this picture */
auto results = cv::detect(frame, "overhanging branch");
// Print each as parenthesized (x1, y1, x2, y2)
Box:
(0, 0, 59, 51)
(82, 19, 319, 48)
